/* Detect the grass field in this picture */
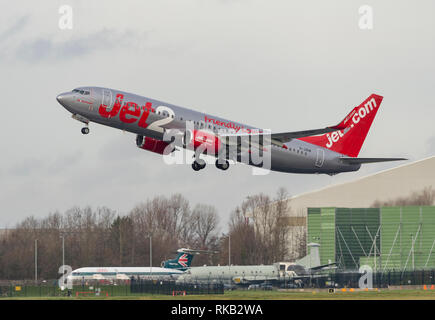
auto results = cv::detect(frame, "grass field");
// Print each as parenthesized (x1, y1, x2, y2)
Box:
(3, 289, 435, 300)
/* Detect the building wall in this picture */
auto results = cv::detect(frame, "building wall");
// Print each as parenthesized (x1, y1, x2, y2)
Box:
(286, 156, 435, 216)
(307, 206, 435, 271)
(380, 206, 435, 271)
(0, 228, 11, 240)
(284, 157, 435, 260)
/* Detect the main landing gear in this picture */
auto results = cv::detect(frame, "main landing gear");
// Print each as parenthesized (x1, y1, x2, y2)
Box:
(191, 154, 230, 172)
(215, 159, 230, 171)
(192, 160, 206, 171)
(192, 159, 230, 171)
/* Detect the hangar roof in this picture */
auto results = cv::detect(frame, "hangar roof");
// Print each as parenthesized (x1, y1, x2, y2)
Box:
(287, 156, 435, 216)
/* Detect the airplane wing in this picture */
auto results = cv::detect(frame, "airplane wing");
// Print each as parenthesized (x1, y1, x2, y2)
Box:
(219, 125, 347, 145)
(176, 248, 218, 254)
(309, 262, 337, 271)
(291, 274, 332, 280)
(232, 276, 279, 284)
(340, 157, 407, 164)
(217, 110, 353, 145)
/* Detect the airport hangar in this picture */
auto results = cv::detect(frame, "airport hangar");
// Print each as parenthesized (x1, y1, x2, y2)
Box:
(276, 156, 435, 271)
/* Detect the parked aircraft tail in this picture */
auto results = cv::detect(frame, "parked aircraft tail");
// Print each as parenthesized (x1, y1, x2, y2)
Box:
(295, 243, 321, 269)
(161, 250, 194, 270)
(299, 94, 383, 157)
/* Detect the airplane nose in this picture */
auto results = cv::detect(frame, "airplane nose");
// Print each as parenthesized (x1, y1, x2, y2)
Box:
(56, 93, 68, 103)
(56, 92, 70, 107)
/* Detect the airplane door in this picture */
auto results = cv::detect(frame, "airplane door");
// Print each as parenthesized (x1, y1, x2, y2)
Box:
(101, 89, 113, 111)
(88, 87, 96, 110)
(315, 149, 325, 168)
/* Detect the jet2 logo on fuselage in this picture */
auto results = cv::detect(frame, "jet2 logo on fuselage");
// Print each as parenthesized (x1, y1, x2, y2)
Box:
(98, 93, 174, 133)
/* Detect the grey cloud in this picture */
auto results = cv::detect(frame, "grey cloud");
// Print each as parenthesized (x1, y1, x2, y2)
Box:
(14, 28, 145, 62)
(6, 152, 83, 177)
(98, 135, 143, 162)
(8, 158, 45, 177)
(0, 15, 29, 41)
(46, 151, 83, 174)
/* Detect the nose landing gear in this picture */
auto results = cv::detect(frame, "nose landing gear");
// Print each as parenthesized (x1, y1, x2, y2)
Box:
(72, 114, 91, 135)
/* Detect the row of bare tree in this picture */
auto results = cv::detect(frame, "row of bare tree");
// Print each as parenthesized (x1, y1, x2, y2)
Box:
(0, 189, 295, 280)
(219, 188, 296, 265)
(372, 187, 435, 207)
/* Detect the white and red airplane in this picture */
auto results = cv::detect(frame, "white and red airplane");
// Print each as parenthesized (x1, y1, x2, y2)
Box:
(56, 87, 405, 174)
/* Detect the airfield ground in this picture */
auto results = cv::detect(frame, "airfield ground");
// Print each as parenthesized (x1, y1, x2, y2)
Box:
(2, 289, 435, 300)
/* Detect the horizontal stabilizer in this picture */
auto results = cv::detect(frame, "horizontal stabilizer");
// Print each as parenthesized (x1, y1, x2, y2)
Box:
(340, 157, 407, 165)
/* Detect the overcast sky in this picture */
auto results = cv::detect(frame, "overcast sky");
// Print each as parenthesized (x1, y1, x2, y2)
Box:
(0, 0, 434, 228)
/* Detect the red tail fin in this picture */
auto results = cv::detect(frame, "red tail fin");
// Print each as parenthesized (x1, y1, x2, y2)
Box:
(299, 94, 383, 157)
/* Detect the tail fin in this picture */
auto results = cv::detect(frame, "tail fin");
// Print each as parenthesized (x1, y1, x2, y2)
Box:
(161, 252, 194, 270)
(295, 243, 321, 269)
(299, 94, 383, 157)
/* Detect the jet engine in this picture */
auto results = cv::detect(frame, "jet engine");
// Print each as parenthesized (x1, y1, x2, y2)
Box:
(182, 130, 222, 155)
(136, 135, 174, 155)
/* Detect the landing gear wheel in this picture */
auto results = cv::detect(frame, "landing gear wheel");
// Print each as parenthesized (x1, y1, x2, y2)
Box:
(81, 127, 90, 135)
(215, 159, 230, 170)
(192, 161, 205, 171)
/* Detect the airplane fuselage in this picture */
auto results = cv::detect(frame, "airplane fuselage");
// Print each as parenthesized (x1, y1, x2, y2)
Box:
(56, 86, 361, 174)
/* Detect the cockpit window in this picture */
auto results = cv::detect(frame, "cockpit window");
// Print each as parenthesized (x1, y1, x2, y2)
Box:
(72, 89, 90, 95)
(287, 265, 305, 274)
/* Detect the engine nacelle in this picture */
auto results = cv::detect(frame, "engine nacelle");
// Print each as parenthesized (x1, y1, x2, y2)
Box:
(136, 135, 174, 155)
(183, 130, 222, 155)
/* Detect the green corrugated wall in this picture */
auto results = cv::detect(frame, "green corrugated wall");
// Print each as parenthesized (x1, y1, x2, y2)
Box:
(335, 208, 380, 270)
(307, 208, 335, 265)
(320, 208, 335, 266)
(380, 206, 435, 271)
(307, 206, 435, 271)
